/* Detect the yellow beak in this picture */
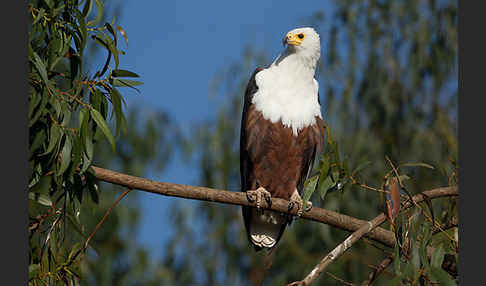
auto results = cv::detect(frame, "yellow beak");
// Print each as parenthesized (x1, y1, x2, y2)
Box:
(283, 33, 303, 46)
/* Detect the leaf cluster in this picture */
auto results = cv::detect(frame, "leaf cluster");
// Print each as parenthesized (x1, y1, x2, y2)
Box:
(28, 0, 142, 284)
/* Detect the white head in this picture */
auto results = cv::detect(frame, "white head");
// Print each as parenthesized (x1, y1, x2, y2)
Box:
(252, 27, 323, 135)
(280, 27, 321, 69)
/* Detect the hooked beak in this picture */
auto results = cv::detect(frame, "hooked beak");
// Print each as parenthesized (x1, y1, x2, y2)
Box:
(283, 33, 303, 47)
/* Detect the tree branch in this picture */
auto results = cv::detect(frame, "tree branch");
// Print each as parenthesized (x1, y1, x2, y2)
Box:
(287, 184, 458, 285)
(91, 166, 457, 250)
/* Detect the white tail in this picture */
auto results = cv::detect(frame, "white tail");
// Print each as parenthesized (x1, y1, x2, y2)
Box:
(249, 208, 287, 248)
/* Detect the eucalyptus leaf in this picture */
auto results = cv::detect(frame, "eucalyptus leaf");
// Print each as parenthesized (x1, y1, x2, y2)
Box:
(399, 162, 435, 169)
(58, 135, 72, 175)
(112, 79, 144, 89)
(90, 108, 116, 152)
(105, 22, 117, 45)
(29, 192, 52, 207)
(116, 25, 129, 46)
(431, 246, 445, 268)
(40, 124, 62, 155)
(112, 69, 140, 78)
(86, 0, 104, 27)
(302, 175, 318, 206)
(31, 50, 53, 92)
(429, 266, 457, 286)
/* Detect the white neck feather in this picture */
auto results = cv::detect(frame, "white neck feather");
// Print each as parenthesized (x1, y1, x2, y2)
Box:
(251, 48, 322, 136)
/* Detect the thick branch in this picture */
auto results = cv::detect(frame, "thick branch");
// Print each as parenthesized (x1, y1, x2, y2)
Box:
(91, 166, 457, 249)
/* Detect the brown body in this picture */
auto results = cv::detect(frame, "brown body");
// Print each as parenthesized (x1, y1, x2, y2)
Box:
(242, 105, 325, 200)
(240, 68, 325, 250)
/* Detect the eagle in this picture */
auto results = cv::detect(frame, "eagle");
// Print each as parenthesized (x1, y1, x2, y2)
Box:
(240, 27, 326, 251)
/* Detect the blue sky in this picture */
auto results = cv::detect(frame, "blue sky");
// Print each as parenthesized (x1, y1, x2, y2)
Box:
(110, 0, 333, 260)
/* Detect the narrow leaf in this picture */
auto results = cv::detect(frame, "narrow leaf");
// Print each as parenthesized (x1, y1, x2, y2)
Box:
(29, 192, 52, 207)
(112, 69, 140, 78)
(399, 162, 435, 169)
(86, 0, 104, 27)
(58, 135, 72, 175)
(431, 246, 445, 268)
(105, 22, 117, 45)
(40, 124, 62, 155)
(31, 50, 53, 91)
(429, 267, 457, 286)
(116, 25, 129, 46)
(90, 108, 116, 152)
(302, 175, 318, 206)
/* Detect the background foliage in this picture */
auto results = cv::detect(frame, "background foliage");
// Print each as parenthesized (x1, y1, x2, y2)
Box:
(28, 0, 458, 285)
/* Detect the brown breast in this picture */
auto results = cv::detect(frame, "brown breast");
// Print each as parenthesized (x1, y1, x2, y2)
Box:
(244, 105, 325, 200)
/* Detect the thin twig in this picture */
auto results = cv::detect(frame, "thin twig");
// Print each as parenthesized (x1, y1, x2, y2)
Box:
(360, 255, 394, 286)
(325, 271, 356, 286)
(67, 188, 132, 266)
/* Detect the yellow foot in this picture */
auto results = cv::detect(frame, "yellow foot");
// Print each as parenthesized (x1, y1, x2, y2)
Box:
(246, 187, 272, 210)
(288, 191, 312, 217)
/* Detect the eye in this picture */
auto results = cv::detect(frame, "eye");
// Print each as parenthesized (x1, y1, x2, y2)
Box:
(298, 33, 304, 39)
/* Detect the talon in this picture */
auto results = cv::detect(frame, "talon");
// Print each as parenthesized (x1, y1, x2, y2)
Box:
(305, 201, 313, 212)
(265, 193, 272, 207)
(246, 191, 256, 203)
(289, 190, 304, 217)
(246, 187, 272, 211)
(288, 202, 294, 212)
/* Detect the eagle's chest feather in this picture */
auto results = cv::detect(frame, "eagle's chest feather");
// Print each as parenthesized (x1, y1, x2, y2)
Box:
(244, 106, 324, 200)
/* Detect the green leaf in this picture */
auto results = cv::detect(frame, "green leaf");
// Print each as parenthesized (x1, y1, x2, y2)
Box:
(29, 264, 40, 279)
(411, 241, 420, 276)
(399, 162, 435, 169)
(30, 175, 52, 195)
(31, 8, 45, 26)
(69, 136, 83, 177)
(431, 246, 445, 268)
(30, 127, 47, 156)
(429, 266, 457, 286)
(352, 160, 372, 175)
(420, 222, 432, 269)
(29, 192, 52, 207)
(73, 9, 88, 53)
(318, 175, 336, 200)
(302, 175, 318, 206)
(105, 22, 117, 45)
(394, 240, 401, 274)
(86, 0, 104, 27)
(112, 78, 144, 86)
(387, 276, 402, 286)
(95, 32, 119, 69)
(92, 35, 111, 77)
(29, 90, 49, 127)
(116, 25, 129, 46)
(112, 79, 143, 93)
(58, 135, 72, 175)
(31, 50, 53, 92)
(51, 4, 65, 17)
(29, 92, 42, 119)
(40, 124, 62, 156)
(90, 108, 116, 152)
(112, 69, 140, 78)
(110, 87, 127, 136)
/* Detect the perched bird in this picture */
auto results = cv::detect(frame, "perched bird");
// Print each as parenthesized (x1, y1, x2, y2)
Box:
(240, 27, 326, 251)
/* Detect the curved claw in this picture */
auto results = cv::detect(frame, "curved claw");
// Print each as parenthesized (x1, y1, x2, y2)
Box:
(305, 201, 313, 212)
(246, 191, 256, 203)
(246, 187, 272, 211)
(265, 193, 272, 208)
